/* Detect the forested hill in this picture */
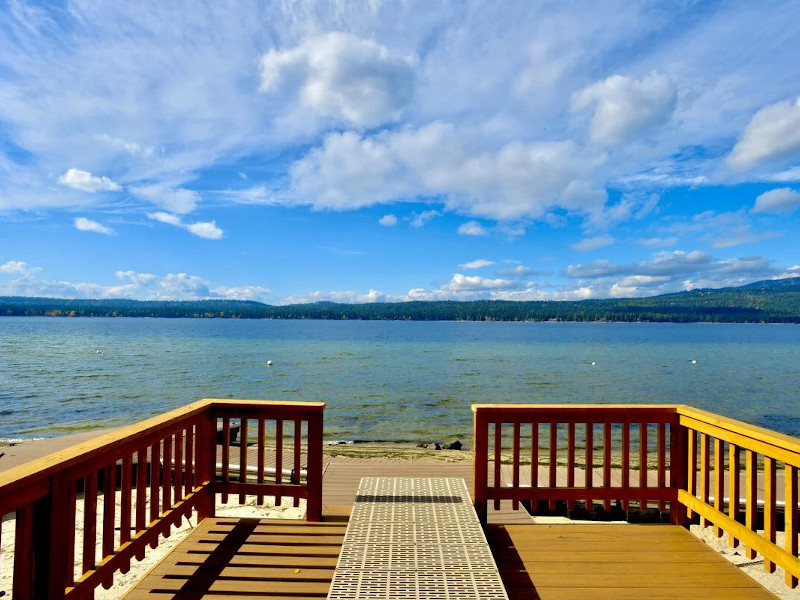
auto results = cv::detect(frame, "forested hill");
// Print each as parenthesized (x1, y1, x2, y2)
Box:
(2, 277, 800, 323)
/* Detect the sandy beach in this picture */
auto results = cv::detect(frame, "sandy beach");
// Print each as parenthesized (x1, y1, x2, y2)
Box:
(3, 434, 800, 599)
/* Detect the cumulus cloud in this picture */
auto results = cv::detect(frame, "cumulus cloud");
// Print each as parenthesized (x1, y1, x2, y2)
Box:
(147, 212, 223, 239)
(567, 250, 712, 279)
(727, 97, 800, 171)
(572, 73, 677, 145)
(1, 260, 40, 276)
(459, 259, 495, 270)
(289, 122, 606, 221)
(281, 289, 387, 305)
(442, 274, 518, 292)
(58, 168, 121, 192)
(260, 32, 415, 128)
(116, 271, 157, 286)
(752, 187, 800, 214)
(458, 221, 488, 236)
(74, 217, 113, 235)
(572, 234, 614, 251)
(497, 265, 534, 277)
(131, 185, 200, 214)
(379, 214, 398, 226)
(639, 236, 678, 247)
(157, 273, 212, 300)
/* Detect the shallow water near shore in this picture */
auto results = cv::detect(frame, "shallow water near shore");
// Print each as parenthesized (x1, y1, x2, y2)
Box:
(1, 317, 799, 443)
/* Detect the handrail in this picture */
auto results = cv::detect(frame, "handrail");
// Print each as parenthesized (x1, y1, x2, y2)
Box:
(0, 398, 324, 599)
(472, 403, 800, 590)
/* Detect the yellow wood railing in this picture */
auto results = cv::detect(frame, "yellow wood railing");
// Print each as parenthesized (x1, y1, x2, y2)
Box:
(473, 403, 800, 590)
(0, 398, 324, 599)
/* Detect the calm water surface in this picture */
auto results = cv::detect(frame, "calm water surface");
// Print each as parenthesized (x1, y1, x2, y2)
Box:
(1, 318, 799, 443)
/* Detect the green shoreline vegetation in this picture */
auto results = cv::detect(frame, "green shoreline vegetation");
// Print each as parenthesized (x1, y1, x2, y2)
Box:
(2, 277, 800, 323)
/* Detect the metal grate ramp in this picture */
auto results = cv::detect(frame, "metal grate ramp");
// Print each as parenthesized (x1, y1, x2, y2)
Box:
(328, 477, 508, 600)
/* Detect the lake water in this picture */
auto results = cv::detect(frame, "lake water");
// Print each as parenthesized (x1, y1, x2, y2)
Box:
(1, 317, 799, 444)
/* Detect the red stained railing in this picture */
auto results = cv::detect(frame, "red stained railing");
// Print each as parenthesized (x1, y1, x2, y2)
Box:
(0, 398, 323, 599)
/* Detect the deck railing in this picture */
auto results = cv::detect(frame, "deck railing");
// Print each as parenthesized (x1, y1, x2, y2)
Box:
(0, 398, 324, 599)
(473, 403, 800, 589)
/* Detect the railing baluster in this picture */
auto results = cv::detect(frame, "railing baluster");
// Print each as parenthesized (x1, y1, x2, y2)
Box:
(565, 421, 574, 512)
(185, 424, 194, 496)
(149, 441, 161, 531)
(102, 463, 116, 589)
(786, 464, 799, 588)
(83, 471, 98, 573)
(494, 422, 502, 511)
(622, 423, 630, 511)
(293, 419, 302, 508)
(548, 422, 557, 511)
(239, 418, 249, 505)
(120, 455, 133, 550)
(14, 503, 34, 599)
(174, 429, 184, 503)
(162, 434, 173, 525)
(473, 409, 489, 524)
(275, 418, 283, 507)
(221, 418, 230, 504)
(135, 448, 147, 559)
(531, 422, 539, 489)
(728, 443, 740, 547)
(745, 449, 757, 560)
(686, 427, 697, 519)
(714, 437, 724, 537)
(603, 422, 611, 511)
(585, 422, 593, 514)
(764, 456, 777, 573)
(640, 423, 648, 513)
(257, 418, 266, 505)
(658, 422, 666, 512)
(513, 422, 521, 510)
(700, 432, 709, 528)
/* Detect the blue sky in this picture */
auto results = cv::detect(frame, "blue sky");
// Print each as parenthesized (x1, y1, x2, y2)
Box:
(1, 1, 800, 304)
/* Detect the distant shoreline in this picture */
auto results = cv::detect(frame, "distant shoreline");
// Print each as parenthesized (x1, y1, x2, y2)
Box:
(2, 276, 800, 323)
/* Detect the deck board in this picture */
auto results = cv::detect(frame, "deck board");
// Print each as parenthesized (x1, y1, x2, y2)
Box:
(487, 523, 778, 600)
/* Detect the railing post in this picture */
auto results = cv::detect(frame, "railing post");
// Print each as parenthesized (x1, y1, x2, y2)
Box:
(473, 407, 488, 525)
(196, 410, 217, 520)
(669, 417, 689, 526)
(46, 472, 74, 599)
(306, 408, 324, 522)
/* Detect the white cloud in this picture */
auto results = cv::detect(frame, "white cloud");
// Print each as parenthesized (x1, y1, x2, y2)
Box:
(210, 285, 271, 301)
(260, 32, 415, 129)
(74, 217, 113, 235)
(442, 274, 517, 292)
(727, 97, 800, 171)
(131, 185, 200, 214)
(157, 273, 212, 300)
(186, 221, 224, 240)
(410, 210, 439, 228)
(96, 134, 154, 158)
(281, 289, 387, 305)
(572, 234, 614, 252)
(379, 214, 398, 226)
(115, 270, 157, 286)
(1, 260, 40, 276)
(752, 187, 800, 214)
(147, 212, 224, 239)
(58, 168, 121, 192)
(289, 123, 606, 221)
(458, 221, 488, 236)
(572, 73, 677, 145)
(459, 259, 495, 270)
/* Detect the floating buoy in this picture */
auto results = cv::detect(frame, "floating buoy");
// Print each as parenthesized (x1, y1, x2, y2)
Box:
(267, 360, 273, 366)
(590, 361, 596, 366)
(690, 359, 697, 364)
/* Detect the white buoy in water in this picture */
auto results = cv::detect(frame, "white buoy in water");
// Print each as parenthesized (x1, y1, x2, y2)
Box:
(267, 360, 273, 366)
(690, 359, 697, 364)
(590, 361, 596, 366)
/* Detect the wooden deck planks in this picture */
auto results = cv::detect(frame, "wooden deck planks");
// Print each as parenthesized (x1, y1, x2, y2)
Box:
(487, 523, 779, 600)
(124, 517, 345, 600)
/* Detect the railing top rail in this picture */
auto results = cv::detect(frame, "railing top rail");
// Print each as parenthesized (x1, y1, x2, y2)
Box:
(678, 405, 800, 456)
(0, 398, 326, 496)
(472, 403, 683, 422)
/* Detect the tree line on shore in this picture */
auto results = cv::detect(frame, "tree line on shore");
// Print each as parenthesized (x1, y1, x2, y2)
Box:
(2, 277, 800, 323)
